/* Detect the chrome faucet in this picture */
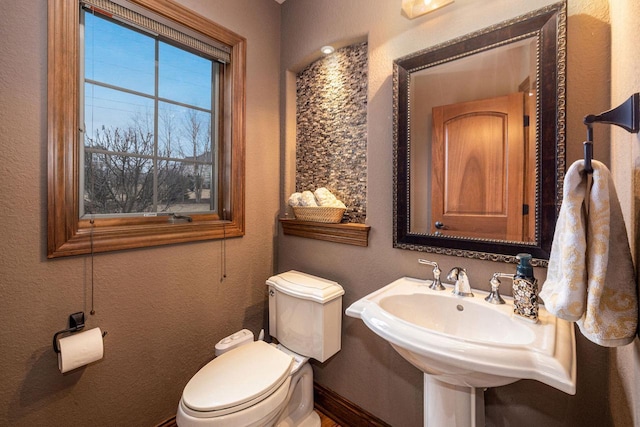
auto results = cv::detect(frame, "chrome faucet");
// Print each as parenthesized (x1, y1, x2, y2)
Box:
(447, 267, 473, 297)
(418, 259, 445, 290)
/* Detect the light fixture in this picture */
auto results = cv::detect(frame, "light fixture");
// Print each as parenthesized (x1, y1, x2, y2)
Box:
(320, 45, 335, 55)
(401, 0, 454, 19)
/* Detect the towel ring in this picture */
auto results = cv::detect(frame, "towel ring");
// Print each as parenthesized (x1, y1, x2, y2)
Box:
(583, 93, 640, 173)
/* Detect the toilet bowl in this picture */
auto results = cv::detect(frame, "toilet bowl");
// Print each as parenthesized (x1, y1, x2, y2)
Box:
(176, 271, 344, 427)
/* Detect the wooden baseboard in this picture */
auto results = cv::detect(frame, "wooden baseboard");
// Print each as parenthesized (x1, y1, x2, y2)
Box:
(313, 382, 391, 427)
(154, 418, 177, 427)
(155, 382, 390, 427)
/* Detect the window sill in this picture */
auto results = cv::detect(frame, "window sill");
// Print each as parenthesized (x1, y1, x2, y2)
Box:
(279, 218, 370, 247)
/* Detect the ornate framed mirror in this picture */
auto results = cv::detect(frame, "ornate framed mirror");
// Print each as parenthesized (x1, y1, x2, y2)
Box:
(393, 2, 566, 266)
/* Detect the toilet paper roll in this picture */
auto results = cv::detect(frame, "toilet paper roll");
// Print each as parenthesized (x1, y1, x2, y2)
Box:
(57, 327, 104, 373)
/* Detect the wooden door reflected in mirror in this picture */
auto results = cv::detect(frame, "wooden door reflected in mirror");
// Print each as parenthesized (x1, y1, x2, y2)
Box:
(431, 92, 529, 242)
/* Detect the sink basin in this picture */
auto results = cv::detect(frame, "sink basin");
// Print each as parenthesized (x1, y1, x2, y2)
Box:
(379, 293, 535, 346)
(346, 277, 576, 394)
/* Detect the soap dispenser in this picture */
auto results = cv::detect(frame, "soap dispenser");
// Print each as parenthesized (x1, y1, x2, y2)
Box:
(512, 253, 539, 322)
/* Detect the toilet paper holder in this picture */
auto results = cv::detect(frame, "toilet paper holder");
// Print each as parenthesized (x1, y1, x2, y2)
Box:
(52, 312, 106, 353)
(53, 312, 85, 353)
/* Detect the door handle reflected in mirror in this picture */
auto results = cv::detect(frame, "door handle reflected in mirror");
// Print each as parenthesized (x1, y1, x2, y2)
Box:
(434, 221, 448, 230)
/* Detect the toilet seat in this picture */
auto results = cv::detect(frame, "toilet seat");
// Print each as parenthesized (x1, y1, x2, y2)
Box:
(181, 340, 294, 417)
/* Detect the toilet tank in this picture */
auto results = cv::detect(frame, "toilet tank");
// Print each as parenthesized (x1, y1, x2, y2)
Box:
(267, 271, 344, 363)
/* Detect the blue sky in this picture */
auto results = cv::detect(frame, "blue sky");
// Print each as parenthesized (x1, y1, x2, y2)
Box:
(83, 11, 213, 158)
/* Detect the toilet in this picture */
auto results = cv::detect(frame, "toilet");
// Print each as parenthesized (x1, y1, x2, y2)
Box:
(176, 270, 344, 427)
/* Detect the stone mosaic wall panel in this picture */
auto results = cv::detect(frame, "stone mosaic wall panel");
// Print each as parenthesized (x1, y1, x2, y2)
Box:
(296, 42, 368, 223)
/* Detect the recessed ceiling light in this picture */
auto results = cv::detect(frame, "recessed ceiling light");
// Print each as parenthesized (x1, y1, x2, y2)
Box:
(320, 45, 335, 55)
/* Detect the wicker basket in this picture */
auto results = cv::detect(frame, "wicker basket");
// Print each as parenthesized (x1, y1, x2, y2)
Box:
(292, 206, 346, 223)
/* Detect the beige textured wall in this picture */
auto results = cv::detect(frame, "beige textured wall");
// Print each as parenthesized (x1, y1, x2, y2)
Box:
(278, 0, 632, 426)
(0, 1, 280, 426)
(610, 0, 640, 425)
(1, 0, 636, 426)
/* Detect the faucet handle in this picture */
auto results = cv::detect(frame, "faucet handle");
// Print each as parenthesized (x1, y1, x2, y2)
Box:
(485, 273, 512, 305)
(418, 259, 445, 290)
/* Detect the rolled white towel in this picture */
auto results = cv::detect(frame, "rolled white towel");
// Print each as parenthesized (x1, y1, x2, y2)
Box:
(314, 187, 346, 208)
(287, 192, 303, 207)
(314, 187, 336, 205)
(300, 190, 318, 206)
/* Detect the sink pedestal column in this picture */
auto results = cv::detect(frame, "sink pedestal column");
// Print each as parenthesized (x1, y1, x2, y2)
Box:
(424, 375, 484, 427)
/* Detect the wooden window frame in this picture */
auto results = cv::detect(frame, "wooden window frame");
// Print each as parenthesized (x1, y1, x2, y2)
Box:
(48, 0, 246, 258)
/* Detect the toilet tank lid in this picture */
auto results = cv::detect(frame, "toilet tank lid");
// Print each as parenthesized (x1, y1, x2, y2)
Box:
(266, 270, 344, 303)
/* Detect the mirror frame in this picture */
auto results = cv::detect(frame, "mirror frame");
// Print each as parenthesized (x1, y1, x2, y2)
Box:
(393, 2, 566, 266)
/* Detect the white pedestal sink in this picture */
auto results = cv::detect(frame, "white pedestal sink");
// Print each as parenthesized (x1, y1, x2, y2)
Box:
(346, 277, 576, 426)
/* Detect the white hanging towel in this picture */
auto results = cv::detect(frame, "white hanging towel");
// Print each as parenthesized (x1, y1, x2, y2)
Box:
(540, 160, 637, 347)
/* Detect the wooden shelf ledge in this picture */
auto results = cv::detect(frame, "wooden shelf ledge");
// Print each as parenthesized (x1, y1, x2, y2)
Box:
(279, 218, 370, 247)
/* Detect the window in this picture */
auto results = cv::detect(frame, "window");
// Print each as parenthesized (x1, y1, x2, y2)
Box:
(82, 9, 219, 216)
(48, 0, 246, 258)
